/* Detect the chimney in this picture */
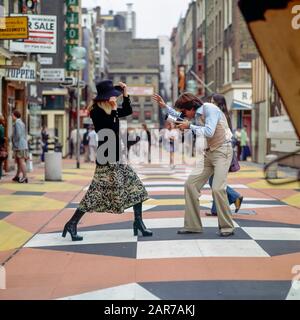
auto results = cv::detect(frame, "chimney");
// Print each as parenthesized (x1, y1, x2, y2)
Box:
(95, 6, 101, 25)
(126, 3, 133, 32)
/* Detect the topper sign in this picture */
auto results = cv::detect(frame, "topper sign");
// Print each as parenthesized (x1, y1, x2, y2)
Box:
(292, 5, 300, 29)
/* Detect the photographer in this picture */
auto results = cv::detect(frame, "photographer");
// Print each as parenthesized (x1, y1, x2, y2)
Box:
(153, 93, 235, 237)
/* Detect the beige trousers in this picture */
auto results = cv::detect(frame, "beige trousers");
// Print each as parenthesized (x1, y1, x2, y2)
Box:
(184, 143, 234, 233)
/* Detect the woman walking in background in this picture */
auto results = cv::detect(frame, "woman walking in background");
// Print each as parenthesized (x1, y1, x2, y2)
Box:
(162, 122, 179, 169)
(12, 110, 29, 184)
(88, 125, 98, 163)
(62, 80, 152, 241)
(206, 94, 243, 216)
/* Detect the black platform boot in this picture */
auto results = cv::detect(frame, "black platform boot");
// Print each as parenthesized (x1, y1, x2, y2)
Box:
(133, 203, 153, 237)
(62, 209, 86, 241)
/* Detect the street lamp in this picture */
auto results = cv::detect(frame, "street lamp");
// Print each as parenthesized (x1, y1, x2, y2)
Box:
(70, 46, 87, 169)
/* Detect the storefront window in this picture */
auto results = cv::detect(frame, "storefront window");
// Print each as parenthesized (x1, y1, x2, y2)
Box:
(43, 95, 65, 110)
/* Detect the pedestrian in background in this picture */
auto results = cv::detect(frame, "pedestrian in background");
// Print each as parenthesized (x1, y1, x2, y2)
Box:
(206, 94, 243, 216)
(12, 110, 29, 184)
(0, 115, 7, 180)
(162, 122, 179, 169)
(241, 125, 251, 161)
(62, 80, 152, 242)
(69, 127, 82, 159)
(41, 125, 49, 162)
(140, 123, 151, 164)
(88, 125, 98, 163)
(234, 128, 242, 160)
(82, 126, 90, 162)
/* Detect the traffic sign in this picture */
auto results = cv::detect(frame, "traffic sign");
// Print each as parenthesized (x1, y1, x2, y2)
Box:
(59, 77, 85, 88)
(59, 77, 76, 87)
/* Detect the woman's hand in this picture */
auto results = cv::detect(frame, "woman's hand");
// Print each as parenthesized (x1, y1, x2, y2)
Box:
(119, 82, 128, 97)
(152, 94, 166, 108)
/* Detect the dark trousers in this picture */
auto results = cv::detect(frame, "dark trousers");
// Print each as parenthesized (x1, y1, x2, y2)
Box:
(209, 175, 240, 214)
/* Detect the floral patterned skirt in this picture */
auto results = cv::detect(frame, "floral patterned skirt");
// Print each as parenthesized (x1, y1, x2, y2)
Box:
(78, 163, 149, 214)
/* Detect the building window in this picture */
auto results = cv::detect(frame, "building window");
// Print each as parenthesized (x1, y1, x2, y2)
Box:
(145, 76, 152, 84)
(160, 65, 165, 72)
(224, 0, 232, 29)
(132, 111, 139, 121)
(133, 75, 139, 80)
(120, 75, 126, 82)
(133, 96, 139, 103)
(228, 0, 233, 26)
(161, 47, 165, 55)
(43, 95, 64, 110)
(228, 46, 233, 83)
(145, 110, 152, 121)
(224, 0, 228, 30)
(0, 4, 5, 17)
(145, 96, 151, 103)
(224, 49, 228, 84)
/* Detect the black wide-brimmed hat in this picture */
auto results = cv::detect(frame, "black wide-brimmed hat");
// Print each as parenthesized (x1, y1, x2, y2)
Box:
(94, 80, 123, 101)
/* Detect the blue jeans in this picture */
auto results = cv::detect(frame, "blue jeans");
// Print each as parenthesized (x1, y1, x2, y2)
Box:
(209, 176, 241, 214)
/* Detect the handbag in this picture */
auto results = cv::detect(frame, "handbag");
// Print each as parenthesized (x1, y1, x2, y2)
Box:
(229, 150, 240, 172)
(0, 147, 8, 161)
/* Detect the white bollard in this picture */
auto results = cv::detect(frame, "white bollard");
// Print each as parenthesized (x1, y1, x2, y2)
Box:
(45, 152, 62, 181)
(265, 154, 278, 179)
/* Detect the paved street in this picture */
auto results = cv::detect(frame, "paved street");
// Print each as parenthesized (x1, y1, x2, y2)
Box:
(0, 158, 299, 300)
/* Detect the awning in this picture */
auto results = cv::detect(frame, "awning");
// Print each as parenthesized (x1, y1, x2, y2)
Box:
(231, 100, 253, 111)
(0, 47, 12, 60)
(42, 89, 68, 96)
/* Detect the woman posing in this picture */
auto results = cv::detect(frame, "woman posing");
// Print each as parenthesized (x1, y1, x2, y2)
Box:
(62, 80, 152, 241)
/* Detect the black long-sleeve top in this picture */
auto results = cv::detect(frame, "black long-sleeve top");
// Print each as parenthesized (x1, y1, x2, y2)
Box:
(90, 96, 132, 165)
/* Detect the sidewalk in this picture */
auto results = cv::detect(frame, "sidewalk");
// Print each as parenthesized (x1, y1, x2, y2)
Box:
(0, 158, 299, 299)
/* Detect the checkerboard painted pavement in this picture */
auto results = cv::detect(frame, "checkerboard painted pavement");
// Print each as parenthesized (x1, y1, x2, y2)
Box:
(0, 161, 299, 300)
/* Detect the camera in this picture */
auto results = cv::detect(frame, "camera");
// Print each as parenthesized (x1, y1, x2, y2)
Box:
(165, 113, 184, 124)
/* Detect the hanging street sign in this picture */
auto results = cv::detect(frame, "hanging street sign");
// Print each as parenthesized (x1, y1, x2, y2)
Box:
(38, 56, 53, 65)
(40, 68, 65, 83)
(5, 61, 36, 82)
(10, 15, 57, 53)
(66, 0, 79, 6)
(66, 27, 79, 40)
(66, 12, 79, 25)
(0, 16, 29, 40)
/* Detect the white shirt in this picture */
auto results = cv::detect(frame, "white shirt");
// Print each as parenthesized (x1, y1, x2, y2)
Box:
(88, 130, 98, 147)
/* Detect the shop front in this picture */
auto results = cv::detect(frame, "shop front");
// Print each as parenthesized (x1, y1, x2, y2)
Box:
(41, 89, 69, 157)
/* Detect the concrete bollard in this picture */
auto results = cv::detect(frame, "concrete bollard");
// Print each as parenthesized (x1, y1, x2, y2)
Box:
(45, 152, 62, 181)
(265, 154, 278, 179)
